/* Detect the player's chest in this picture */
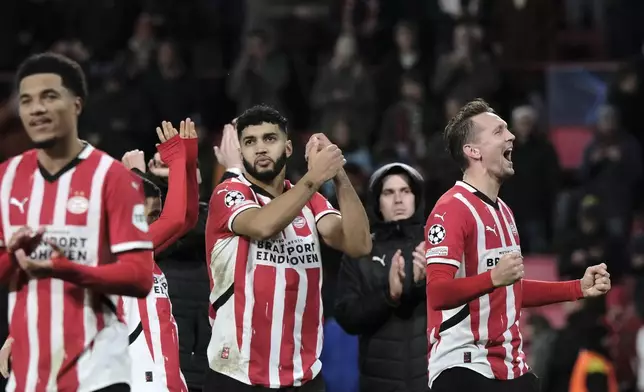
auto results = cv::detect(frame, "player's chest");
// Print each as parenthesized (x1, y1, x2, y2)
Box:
(471, 206, 521, 271)
(249, 207, 323, 273)
(2, 168, 98, 228)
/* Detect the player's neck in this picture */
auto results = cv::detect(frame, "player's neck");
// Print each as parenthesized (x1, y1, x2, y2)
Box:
(37, 135, 84, 175)
(462, 171, 501, 202)
(246, 171, 286, 198)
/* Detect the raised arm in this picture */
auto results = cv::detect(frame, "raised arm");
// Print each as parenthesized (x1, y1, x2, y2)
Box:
(231, 145, 345, 241)
(183, 119, 200, 229)
(148, 123, 187, 252)
(306, 135, 372, 257)
(522, 263, 610, 308)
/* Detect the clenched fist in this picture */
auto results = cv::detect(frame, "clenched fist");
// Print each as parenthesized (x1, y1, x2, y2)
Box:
(491, 252, 524, 287)
(121, 150, 146, 172)
(307, 142, 346, 185)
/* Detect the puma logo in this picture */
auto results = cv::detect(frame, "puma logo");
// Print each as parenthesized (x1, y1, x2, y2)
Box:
(372, 255, 386, 266)
(434, 212, 446, 222)
(485, 225, 497, 236)
(10, 197, 28, 214)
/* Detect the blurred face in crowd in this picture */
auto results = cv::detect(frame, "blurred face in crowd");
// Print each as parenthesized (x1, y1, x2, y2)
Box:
(379, 174, 415, 222)
(511, 108, 537, 142)
(619, 70, 638, 93)
(444, 98, 462, 120)
(453, 25, 472, 53)
(579, 212, 599, 234)
(145, 196, 162, 225)
(246, 34, 268, 59)
(395, 24, 415, 52)
(597, 106, 617, 136)
(331, 119, 351, 148)
(158, 41, 179, 69)
(18, 73, 81, 149)
(401, 78, 423, 102)
(239, 122, 292, 184)
(134, 13, 154, 40)
(465, 112, 515, 180)
(334, 35, 356, 63)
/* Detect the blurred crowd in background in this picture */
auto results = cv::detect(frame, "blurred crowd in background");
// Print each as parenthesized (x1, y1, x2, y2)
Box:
(2, 0, 644, 391)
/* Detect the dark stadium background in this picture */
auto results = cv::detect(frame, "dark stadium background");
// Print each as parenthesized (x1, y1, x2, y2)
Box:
(1, 1, 644, 391)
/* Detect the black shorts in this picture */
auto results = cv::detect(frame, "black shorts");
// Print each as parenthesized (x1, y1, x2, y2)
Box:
(430, 367, 539, 392)
(202, 369, 325, 392)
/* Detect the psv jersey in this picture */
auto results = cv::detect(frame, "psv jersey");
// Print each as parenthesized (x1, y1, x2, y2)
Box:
(205, 175, 340, 388)
(424, 181, 528, 387)
(121, 263, 187, 392)
(0, 145, 154, 391)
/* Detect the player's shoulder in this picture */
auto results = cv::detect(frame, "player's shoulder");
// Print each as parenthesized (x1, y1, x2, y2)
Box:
(88, 149, 142, 193)
(0, 149, 37, 175)
(210, 177, 255, 208)
(431, 186, 470, 215)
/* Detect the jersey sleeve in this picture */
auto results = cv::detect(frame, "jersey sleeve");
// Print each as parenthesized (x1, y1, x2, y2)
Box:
(424, 198, 470, 268)
(104, 162, 154, 254)
(208, 180, 260, 233)
(309, 192, 341, 223)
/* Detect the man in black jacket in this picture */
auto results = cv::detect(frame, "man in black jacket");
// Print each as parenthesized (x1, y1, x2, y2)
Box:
(334, 162, 428, 392)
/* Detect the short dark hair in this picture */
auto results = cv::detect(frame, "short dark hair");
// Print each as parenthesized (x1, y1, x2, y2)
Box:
(15, 52, 88, 101)
(236, 104, 288, 137)
(140, 175, 162, 200)
(443, 98, 494, 170)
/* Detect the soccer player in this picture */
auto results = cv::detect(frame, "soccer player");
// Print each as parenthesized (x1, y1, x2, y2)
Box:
(120, 119, 199, 392)
(0, 52, 155, 392)
(205, 105, 372, 391)
(424, 99, 612, 392)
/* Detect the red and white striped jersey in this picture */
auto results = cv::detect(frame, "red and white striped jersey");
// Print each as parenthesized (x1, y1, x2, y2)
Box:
(424, 181, 528, 387)
(0, 145, 154, 392)
(205, 175, 339, 388)
(121, 263, 187, 392)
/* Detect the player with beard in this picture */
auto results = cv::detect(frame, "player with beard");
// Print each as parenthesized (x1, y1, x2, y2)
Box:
(0, 52, 154, 391)
(205, 105, 371, 391)
(424, 99, 612, 392)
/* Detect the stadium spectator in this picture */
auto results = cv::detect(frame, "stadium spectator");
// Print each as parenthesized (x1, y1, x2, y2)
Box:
(334, 162, 427, 392)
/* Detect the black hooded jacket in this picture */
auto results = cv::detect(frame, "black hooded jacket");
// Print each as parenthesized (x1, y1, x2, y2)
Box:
(334, 163, 428, 392)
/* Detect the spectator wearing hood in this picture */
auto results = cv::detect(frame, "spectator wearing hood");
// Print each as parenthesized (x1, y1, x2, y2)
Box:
(334, 163, 428, 392)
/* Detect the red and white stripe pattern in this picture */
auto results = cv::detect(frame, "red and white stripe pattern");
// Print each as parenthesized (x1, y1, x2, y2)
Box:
(205, 176, 339, 388)
(121, 263, 187, 392)
(425, 181, 528, 387)
(0, 145, 153, 392)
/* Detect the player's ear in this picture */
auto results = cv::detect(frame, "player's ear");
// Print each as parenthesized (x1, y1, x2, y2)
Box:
(74, 97, 82, 116)
(463, 144, 481, 161)
(285, 139, 293, 158)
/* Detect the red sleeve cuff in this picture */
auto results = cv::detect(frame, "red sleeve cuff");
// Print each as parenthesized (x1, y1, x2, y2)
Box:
(157, 135, 185, 164)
